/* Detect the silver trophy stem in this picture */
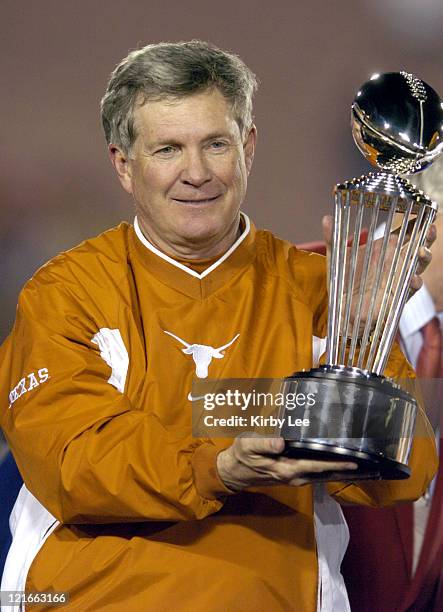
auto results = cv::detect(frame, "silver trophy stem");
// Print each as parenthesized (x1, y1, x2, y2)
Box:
(328, 174, 437, 375)
(373, 204, 425, 373)
(326, 190, 346, 364)
(338, 193, 365, 364)
(373, 203, 435, 373)
(347, 194, 380, 365)
(365, 199, 413, 371)
(337, 193, 352, 359)
(356, 197, 397, 369)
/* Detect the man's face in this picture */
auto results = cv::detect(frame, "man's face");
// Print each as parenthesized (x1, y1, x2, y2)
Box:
(111, 88, 256, 257)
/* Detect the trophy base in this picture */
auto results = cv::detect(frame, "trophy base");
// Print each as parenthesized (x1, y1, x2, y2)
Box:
(283, 440, 410, 481)
(280, 365, 417, 482)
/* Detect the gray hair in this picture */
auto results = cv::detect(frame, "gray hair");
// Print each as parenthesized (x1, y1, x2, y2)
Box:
(100, 40, 258, 156)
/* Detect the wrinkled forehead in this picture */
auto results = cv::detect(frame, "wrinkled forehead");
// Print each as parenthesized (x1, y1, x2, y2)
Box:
(131, 87, 241, 140)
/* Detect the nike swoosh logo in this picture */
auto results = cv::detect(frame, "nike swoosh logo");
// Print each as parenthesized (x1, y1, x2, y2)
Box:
(187, 392, 206, 402)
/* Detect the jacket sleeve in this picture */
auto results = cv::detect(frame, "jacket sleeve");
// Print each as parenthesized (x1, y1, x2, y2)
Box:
(327, 342, 439, 506)
(0, 273, 231, 524)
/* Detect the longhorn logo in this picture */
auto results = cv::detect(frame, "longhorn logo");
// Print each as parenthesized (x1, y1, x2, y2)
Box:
(163, 330, 240, 378)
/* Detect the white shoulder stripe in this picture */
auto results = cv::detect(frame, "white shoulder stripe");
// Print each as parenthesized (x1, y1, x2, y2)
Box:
(92, 328, 129, 394)
(312, 336, 327, 367)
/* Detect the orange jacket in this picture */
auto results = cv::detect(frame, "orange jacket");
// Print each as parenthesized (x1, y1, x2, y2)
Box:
(0, 217, 437, 611)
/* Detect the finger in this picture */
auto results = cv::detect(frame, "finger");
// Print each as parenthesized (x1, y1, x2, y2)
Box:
(424, 224, 437, 249)
(322, 215, 334, 249)
(294, 459, 358, 473)
(273, 457, 358, 480)
(282, 460, 358, 485)
(289, 471, 363, 486)
(409, 275, 423, 293)
(415, 246, 432, 275)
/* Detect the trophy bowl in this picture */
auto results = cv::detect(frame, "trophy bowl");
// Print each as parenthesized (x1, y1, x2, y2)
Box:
(281, 71, 440, 481)
(351, 71, 443, 174)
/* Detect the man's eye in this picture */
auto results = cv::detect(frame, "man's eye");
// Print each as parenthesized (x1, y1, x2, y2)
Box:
(209, 141, 228, 150)
(155, 146, 177, 156)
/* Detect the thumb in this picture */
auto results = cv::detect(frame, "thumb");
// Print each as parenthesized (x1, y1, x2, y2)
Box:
(322, 215, 333, 287)
(322, 214, 334, 248)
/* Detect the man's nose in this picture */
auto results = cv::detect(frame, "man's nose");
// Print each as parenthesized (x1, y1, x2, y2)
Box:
(180, 150, 212, 186)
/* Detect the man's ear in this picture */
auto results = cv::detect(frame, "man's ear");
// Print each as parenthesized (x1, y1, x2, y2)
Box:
(108, 144, 133, 195)
(243, 125, 257, 175)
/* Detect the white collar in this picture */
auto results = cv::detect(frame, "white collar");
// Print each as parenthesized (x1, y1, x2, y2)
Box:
(399, 284, 437, 338)
(133, 212, 251, 280)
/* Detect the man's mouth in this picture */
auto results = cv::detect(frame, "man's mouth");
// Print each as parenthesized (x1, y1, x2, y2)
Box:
(171, 195, 221, 205)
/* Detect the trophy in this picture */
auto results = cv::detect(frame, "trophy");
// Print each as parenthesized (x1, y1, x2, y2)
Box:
(281, 72, 441, 480)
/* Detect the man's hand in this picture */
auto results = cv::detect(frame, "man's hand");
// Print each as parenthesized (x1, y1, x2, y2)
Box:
(216, 436, 358, 492)
(322, 215, 436, 334)
(422, 213, 443, 311)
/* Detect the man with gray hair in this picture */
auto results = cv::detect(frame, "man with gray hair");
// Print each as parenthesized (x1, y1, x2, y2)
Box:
(101, 41, 256, 157)
(0, 40, 437, 611)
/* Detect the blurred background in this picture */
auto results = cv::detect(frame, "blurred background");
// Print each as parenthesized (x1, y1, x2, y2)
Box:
(2, 0, 443, 341)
